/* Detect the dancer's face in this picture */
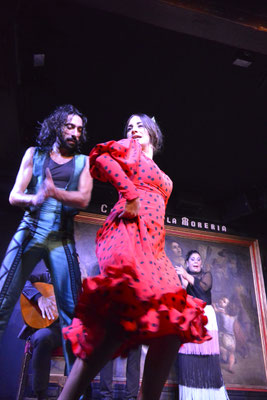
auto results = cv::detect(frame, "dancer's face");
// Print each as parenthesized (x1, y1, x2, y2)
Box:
(58, 114, 83, 152)
(126, 115, 151, 151)
(187, 252, 202, 273)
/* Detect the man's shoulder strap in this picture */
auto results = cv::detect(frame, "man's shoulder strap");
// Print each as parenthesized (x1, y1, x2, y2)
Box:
(67, 154, 87, 191)
(31, 148, 48, 178)
(32, 148, 47, 165)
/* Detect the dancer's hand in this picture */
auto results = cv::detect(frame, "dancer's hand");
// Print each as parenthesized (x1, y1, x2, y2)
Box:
(43, 168, 57, 198)
(38, 295, 57, 320)
(175, 266, 187, 279)
(174, 266, 189, 288)
(118, 197, 140, 219)
(31, 186, 47, 207)
(31, 169, 55, 207)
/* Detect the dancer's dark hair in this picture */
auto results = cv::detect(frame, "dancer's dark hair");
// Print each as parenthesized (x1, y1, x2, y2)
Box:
(123, 113, 163, 154)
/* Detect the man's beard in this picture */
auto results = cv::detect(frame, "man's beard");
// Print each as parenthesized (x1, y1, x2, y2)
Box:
(57, 131, 79, 154)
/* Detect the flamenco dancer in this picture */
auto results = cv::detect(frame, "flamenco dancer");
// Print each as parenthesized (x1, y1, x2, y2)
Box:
(59, 114, 210, 400)
(0, 104, 92, 374)
(175, 250, 229, 399)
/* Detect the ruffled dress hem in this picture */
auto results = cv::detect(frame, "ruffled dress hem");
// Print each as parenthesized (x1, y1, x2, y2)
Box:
(63, 267, 210, 360)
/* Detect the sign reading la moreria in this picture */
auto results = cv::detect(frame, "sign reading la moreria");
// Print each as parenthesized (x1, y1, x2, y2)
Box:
(98, 204, 227, 233)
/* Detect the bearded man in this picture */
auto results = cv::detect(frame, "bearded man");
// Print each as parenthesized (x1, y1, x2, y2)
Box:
(0, 104, 93, 373)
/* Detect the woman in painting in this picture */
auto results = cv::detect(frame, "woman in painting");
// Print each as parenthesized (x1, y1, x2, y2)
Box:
(59, 114, 209, 400)
(175, 250, 229, 399)
(168, 241, 185, 268)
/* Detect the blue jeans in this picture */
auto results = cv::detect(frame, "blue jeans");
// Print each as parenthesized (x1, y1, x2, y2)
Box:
(0, 199, 81, 374)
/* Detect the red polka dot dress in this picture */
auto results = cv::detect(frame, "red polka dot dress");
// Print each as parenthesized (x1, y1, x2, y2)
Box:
(63, 139, 209, 359)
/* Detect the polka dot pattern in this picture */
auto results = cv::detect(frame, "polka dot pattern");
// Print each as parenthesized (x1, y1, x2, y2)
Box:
(63, 139, 209, 359)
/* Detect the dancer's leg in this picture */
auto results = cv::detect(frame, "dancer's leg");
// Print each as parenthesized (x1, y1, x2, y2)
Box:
(0, 224, 44, 341)
(48, 237, 82, 374)
(58, 333, 122, 400)
(138, 335, 181, 400)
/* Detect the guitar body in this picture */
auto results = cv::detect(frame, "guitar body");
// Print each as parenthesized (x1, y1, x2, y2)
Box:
(20, 282, 59, 329)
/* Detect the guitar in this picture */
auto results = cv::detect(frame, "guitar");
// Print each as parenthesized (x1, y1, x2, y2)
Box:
(20, 282, 59, 329)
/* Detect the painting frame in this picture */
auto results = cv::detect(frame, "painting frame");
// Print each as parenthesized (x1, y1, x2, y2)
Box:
(74, 212, 267, 392)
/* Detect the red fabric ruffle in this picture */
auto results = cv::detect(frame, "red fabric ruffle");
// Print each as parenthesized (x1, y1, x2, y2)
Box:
(63, 267, 210, 359)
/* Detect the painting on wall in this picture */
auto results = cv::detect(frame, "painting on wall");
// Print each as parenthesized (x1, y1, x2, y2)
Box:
(74, 212, 267, 392)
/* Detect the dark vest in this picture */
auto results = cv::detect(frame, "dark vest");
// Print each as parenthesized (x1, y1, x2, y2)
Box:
(24, 148, 87, 232)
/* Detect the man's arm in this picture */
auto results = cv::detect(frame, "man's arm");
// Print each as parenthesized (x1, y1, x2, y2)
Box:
(9, 147, 48, 208)
(22, 273, 57, 321)
(22, 278, 43, 303)
(44, 156, 93, 209)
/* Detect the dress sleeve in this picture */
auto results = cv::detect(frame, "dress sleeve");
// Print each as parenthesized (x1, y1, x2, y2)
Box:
(194, 271, 212, 293)
(89, 139, 140, 201)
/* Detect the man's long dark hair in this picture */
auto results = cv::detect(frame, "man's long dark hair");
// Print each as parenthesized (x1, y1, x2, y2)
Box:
(36, 104, 87, 152)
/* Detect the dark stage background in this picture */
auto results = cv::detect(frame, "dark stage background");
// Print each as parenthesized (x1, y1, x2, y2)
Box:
(0, 0, 267, 398)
